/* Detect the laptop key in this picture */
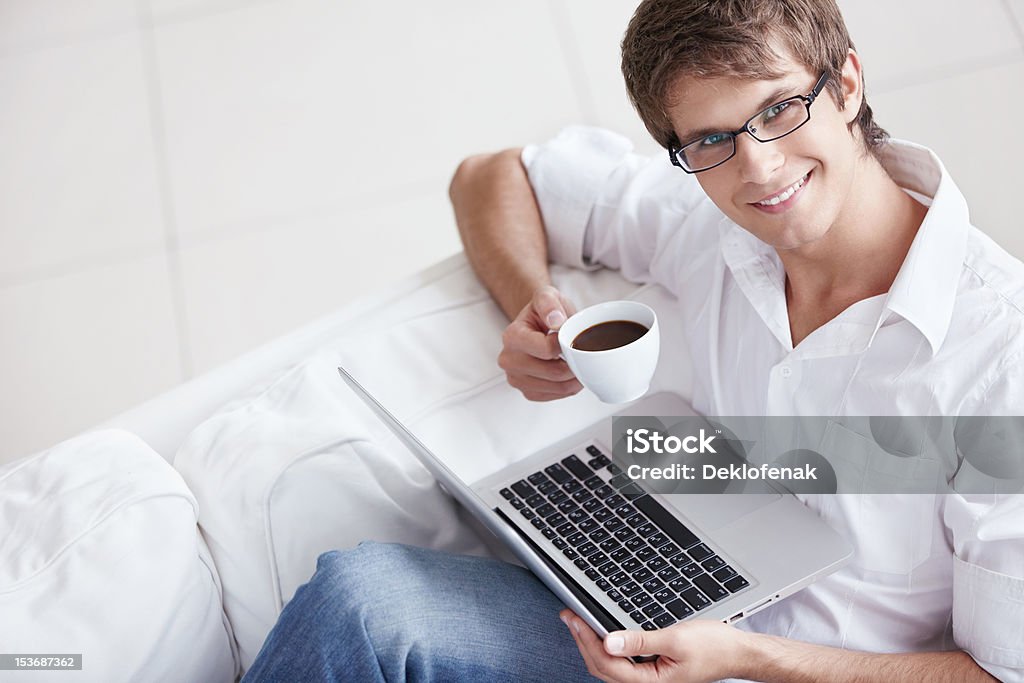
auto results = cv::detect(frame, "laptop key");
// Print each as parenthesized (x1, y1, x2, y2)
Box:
(538, 480, 558, 496)
(562, 479, 583, 493)
(590, 529, 611, 543)
(557, 500, 579, 515)
(499, 488, 515, 500)
(555, 522, 575, 537)
(610, 548, 631, 563)
(642, 602, 665, 618)
(647, 557, 669, 572)
(509, 497, 525, 509)
(641, 578, 664, 593)
(658, 543, 682, 559)
(511, 480, 535, 498)
(701, 555, 725, 572)
(562, 455, 593, 481)
(531, 517, 546, 530)
(599, 538, 621, 553)
(563, 548, 579, 561)
(607, 463, 623, 476)
(609, 473, 632, 488)
(629, 610, 646, 625)
(544, 464, 571, 484)
(585, 444, 605, 459)
(620, 483, 646, 499)
(670, 554, 692, 568)
(604, 494, 626, 510)
(624, 537, 645, 552)
(666, 598, 694, 619)
(620, 558, 642, 573)
(692, 573, 729, 602)
(620, 581, 643, 597)
(578, 519, 600, 533)
(552, 538, 568, 549)
(584, 475, 604, 490)
(713, 565, 737, 582)
(680, 587, 712, 611)
(593, 508, 614, 523)
(526, 494, 546, 508)
(567, 509, 588, 524)
(528, 472, 549, 486)
(547, 488, 568, 503)
(681, 563, 704, 579)
(589, 552, 609, 567)
(595, 485, 615, 499)
(632, 568, 654, 583)
(578, 542, 598, 557)
(607, 589, 623, 601)
(572, 488, 594, 503)
(634, 496, 701, 550)
(520, 508, 535, 520)
(567, 532, 587, 547)
(654, 612, 677, 628)
(615, 527, 637, 542)
(647, 532, 669, 547)
(609, 571, 630, 587)
(636, 523, 658, 538)
(535, 503, 557, 518)
(603, 518, 625, 533)
(582, 497, 604, 513)
(687, 543, 714, 562)
(574, 558, 589, 570)
(626, 514, 647, 529)
(547, 514, 568, 528)
(630, 592, 654, 609)
(585, 568, 601, 581)
(635, 546, 657, 562)
(657, 567, 681, 582)
(668, 577, 691, 592)
(588, 453, 611, 470)
(615, 503, 638, 519)
(653, 588, 675, 604)
(599, 561, 619, 577)
(541, 527, 557, 540)
(641, 621, 658, 631)
(724, 575, 750, 593)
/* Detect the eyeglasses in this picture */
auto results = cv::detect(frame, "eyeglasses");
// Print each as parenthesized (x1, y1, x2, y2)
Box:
(668, 72, 830, 174)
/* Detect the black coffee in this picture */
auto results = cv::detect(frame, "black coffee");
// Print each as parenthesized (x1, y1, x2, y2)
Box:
(571, 320, 649, 351)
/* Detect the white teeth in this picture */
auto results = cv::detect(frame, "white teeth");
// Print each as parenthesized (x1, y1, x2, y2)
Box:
(757, 173, 807, 206)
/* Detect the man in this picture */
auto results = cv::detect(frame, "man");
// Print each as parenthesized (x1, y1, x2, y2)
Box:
(242, 1, 1023, 681)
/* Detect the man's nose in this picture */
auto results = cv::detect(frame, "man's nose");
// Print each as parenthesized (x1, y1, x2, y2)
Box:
(734, 134, 785, 185)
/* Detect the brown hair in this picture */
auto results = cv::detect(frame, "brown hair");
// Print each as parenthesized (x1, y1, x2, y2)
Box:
(621, 0, 888, 156)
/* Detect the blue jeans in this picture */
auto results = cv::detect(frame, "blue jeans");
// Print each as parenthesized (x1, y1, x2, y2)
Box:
(242, 542, 598, 682)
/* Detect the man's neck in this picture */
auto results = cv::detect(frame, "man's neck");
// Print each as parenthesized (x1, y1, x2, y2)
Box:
(778, 152, 928, 346)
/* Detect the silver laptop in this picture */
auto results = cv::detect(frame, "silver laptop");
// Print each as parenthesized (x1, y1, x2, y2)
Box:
(338, 366, 852, 641)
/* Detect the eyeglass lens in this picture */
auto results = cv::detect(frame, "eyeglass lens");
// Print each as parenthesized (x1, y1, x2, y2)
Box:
(678, 97, 809, 172)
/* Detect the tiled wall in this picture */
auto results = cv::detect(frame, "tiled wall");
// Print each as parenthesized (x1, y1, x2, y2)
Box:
(2, 0, 1022, 463)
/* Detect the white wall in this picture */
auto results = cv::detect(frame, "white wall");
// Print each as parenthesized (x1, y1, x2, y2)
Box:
(2, 0, 1023, 463)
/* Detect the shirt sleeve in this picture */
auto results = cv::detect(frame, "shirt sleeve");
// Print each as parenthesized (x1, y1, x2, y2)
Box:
(946, 351, 1024, 682)
(520, 126, 715, 289)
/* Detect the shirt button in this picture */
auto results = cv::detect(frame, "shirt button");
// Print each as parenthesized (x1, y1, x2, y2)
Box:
(780, 366, 793, 378)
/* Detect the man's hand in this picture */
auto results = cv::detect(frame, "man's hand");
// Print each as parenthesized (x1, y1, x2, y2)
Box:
(561, 609, 752, 683)
(498, 285, 583, 401)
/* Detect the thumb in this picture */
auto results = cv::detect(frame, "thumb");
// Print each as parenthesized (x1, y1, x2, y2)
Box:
(603, 628, 678, 658)
(534, 285, 568, 331)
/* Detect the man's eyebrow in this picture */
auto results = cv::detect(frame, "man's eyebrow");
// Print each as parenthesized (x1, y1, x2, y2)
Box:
(677, 85, 796, 145)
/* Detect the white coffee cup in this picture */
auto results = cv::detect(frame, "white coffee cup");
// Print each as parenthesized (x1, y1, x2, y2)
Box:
(557, 300, 660, 404)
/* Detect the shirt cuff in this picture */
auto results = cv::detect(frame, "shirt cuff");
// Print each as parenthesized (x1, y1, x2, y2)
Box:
(953, 555, 1024, 681)
(521, 126, 635, 271)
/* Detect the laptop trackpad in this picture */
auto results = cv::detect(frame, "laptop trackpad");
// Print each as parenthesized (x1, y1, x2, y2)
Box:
(669, 489, 781, 532)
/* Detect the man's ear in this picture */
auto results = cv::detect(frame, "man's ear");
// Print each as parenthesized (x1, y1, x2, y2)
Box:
(840, 49, 865, 124)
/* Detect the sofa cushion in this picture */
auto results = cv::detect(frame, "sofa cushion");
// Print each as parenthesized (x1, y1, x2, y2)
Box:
(0, 430, 237, 682)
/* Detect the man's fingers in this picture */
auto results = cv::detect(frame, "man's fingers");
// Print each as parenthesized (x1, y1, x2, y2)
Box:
(507, 373, 583, 399)
(563, 613, 645, 682)
(534, 285, 570, 331)
(603, 627, 678, 659)
(498, 352, 576, 382)
(502, 322, 563, 361)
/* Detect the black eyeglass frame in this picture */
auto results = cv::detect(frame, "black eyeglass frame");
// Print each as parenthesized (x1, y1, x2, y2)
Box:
(668, 72, 831, 174)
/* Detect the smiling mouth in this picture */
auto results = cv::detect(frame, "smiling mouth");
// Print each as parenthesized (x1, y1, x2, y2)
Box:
(750, 171, 811, 206)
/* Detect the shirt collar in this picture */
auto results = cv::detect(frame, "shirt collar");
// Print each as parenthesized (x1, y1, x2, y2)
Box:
(875, 139, 969, 356)
(719, 139, 969, 356)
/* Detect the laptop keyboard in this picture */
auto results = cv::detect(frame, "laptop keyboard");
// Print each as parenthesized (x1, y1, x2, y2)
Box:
(499, 444, 750, 631)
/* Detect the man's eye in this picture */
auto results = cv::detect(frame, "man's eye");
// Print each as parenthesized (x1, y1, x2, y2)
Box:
(700, 133, 729, 147)
(764, 102, 790, 120)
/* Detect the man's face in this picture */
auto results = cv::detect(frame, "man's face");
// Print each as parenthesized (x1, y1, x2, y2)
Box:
(666, 53, 862, 251)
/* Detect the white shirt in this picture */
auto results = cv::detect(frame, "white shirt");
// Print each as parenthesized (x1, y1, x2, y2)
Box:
(523, 126, 1024, 681)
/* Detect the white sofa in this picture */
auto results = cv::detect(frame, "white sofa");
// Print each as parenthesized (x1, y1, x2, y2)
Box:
(0, 254, 693, 682)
